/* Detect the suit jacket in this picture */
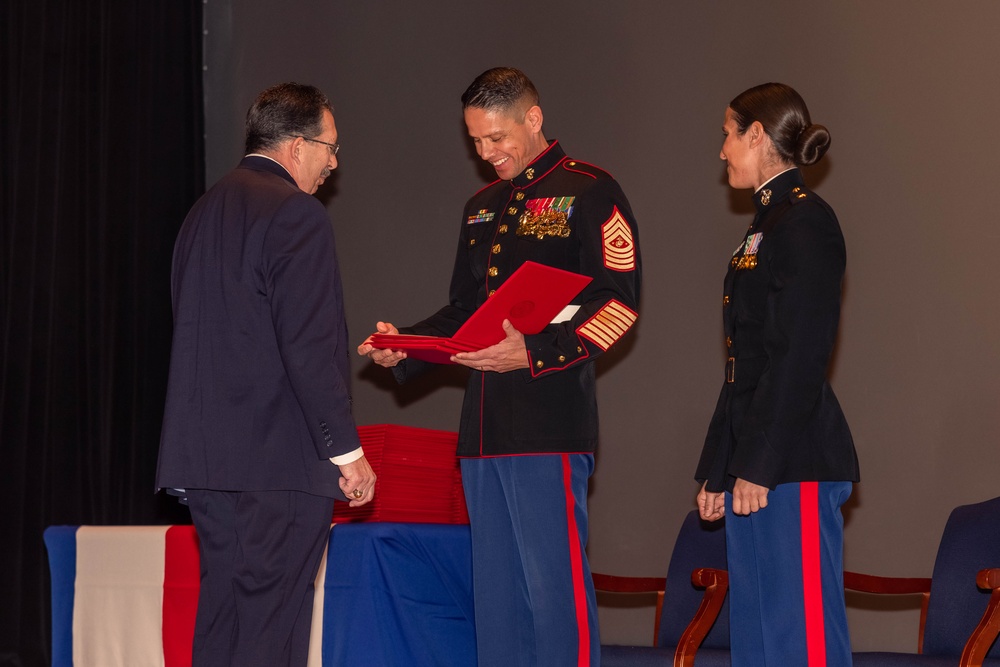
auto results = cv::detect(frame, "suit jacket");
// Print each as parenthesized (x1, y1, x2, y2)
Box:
(394, 142, 641, 457)
(696, 169, 859, 492)
(156, 156, 360, 496)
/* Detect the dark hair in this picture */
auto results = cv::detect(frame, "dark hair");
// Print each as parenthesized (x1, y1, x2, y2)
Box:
(461, 67, 539, 114)
(729, 83, 830, 166)
(245, 82, 333, 154)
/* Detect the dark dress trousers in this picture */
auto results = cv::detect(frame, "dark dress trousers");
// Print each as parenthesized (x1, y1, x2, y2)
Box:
(696, 168, 859, 493)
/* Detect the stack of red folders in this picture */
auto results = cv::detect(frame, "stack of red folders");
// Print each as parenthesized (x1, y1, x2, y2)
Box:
(332, 424, 469, 525)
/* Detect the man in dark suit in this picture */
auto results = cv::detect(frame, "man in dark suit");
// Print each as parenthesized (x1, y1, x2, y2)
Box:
(156, 82, 375, 667)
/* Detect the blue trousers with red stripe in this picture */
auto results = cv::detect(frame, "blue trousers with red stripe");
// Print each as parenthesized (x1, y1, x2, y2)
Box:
(725, 481, 853, 667)
(461, 454, 599, 667)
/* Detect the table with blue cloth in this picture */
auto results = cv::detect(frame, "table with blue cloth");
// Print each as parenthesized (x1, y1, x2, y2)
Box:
(323, 522, 476, 666)
(45, 522, 476, 666)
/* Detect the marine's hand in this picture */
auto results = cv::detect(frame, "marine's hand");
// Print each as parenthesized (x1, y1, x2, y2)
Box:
(697, 482, 725, 522)
(357, 321, 407, 367)
(452, 319, 529, 373)
(731, 478, 769, 515)
(337, 455, 376, 507)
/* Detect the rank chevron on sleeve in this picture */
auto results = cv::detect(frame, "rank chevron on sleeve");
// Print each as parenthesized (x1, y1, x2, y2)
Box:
(601, 207, 635, 271)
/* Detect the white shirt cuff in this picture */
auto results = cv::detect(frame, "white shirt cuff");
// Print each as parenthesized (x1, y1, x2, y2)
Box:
(329, 447, 364, 466)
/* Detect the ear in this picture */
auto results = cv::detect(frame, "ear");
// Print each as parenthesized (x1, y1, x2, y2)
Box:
(289, 136, 306, 164)
(524, 105, 544, 134)
(748, 121, 766, 149)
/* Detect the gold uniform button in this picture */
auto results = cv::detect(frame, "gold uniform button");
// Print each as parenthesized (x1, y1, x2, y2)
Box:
(488, 289, 496, 297)
(515, 192, 525, 201)
(507, 207, 518, 215)
(469, 239, 476, 247)
(726, 336, 732, 347)
(535, 360, 544, 368)
(792, 187, 801, 193)
(488, 266, 498, 277)
(492, 244, 501, 254)
(723, 295, 730, 305)
(576, 346, 583, 353)
(498, 224, 508, 234)
(568, 161, 576, 166)
(558, 355, 566, 362)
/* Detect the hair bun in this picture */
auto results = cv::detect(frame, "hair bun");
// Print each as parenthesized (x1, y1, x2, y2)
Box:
(795, 124, 831, 166)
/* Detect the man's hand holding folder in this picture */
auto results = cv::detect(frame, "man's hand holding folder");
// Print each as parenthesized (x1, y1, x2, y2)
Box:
(358, 262, 591, 370)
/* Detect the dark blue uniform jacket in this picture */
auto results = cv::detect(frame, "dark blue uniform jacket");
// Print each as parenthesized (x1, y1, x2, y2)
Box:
(395, 142, 641, 457)
(696, 169, 859, 493)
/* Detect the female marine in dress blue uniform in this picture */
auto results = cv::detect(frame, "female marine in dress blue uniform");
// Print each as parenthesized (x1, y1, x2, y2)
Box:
(695, 83, 860, 666)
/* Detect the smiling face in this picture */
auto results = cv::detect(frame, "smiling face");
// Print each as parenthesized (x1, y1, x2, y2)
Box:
(720, 107, 758, 190)
(295, 109, 338, 194)
(463, 104, 547, 181)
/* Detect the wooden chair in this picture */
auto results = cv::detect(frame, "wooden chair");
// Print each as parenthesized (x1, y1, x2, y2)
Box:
(677, 496, 1000, 666)
(594, 510, 730, 666)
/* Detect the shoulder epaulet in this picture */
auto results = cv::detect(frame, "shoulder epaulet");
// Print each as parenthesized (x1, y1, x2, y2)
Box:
(788, 185, 812, 204)
(561, 158, 612, 180)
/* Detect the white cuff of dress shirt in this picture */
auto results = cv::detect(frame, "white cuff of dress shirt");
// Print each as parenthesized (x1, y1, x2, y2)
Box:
(329, 447, 364, 466)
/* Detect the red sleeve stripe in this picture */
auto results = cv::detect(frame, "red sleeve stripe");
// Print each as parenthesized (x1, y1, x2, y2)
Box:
(576, 300, 637, 351)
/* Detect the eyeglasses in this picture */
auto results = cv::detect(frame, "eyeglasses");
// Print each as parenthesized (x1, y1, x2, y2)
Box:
(300, 136, 340, 156)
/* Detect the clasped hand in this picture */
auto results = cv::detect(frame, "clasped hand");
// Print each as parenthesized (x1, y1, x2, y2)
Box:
(697, 478, 769, 521)
(336, 455, 376, 508)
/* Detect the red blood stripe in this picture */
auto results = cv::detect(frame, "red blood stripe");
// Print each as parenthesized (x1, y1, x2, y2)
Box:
(478, 373, 485, 455)
(800, 482, 826, 666)
(163, 525, 201, 667)
(561, 455, 590, 666)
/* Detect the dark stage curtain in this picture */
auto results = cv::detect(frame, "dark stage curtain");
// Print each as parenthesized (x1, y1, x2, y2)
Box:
(1, 2, 203, 664)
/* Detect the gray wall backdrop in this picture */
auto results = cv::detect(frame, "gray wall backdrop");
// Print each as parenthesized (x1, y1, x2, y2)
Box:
(202, 0, 1000, 652)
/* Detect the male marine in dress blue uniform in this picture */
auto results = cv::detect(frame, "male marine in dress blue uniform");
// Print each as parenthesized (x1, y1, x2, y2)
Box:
(361, 68, 640, 666)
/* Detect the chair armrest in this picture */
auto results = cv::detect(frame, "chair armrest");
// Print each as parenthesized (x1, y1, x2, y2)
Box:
(843, 571, 932, 595)
(844, 570, 932, 653)
(591, 573, 666, 647)
(959, 568, 1000, 667)
(674, 567, 729, 667)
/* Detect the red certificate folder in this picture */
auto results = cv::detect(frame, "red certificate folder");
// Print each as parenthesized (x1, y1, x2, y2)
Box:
(369, 261, 592, 364)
